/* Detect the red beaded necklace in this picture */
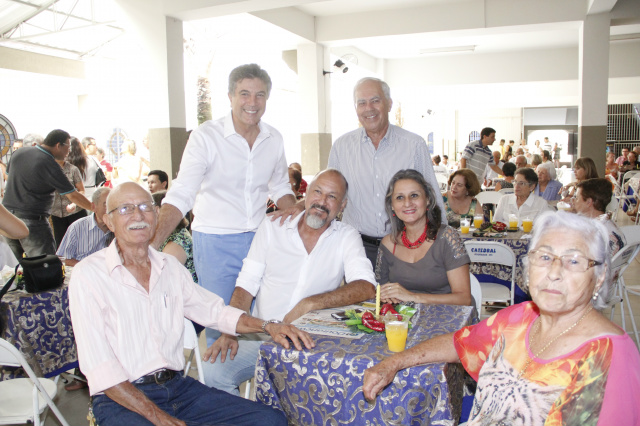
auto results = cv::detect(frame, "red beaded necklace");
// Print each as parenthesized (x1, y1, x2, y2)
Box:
(401, 222, 429, 249)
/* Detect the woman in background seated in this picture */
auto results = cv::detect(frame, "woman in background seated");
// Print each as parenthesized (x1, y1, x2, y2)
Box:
(605, 152, 619, 180)
(494, 162, 516, 191)
(534, 162, 562, 201)
(442, 169, 482, 228)
(561, 157, 598, 200)
(494, 168, 550, 225)
(376, 169, 471, 306)
(151, 191, 197, 284)
(365, 212, 640, 425)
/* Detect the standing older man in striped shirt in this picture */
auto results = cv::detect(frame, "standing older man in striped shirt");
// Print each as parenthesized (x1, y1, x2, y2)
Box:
(460, 127, 503, 183)
(57, 187, 113, 266)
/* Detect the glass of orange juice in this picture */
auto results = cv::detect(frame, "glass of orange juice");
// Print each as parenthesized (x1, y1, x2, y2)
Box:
(473, 214, 484, 229)
(460, 218, 470, 234)
(384, 315, 409, 352)
(508, 214, 518, 230)
(522, 217, 533, 233)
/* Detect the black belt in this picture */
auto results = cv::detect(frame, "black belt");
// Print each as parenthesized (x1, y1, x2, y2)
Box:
(132, 369, 181, 385)
(361, 234, 383, 246)
(9, 210, 49, 221)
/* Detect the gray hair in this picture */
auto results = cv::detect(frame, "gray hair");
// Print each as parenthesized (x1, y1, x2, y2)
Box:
(23, 133, 43, 147)
(523, 211, 612, 310)
(92, 187, 111, 204)
(353, 77, 391, 104)
(536, 161, 557, 180)
(228, 64, 272, 98)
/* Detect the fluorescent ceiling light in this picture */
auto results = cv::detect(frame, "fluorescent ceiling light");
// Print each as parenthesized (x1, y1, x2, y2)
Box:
(419, 45, 476, 55)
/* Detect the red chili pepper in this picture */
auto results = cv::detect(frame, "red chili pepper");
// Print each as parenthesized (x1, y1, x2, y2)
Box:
(380, 304, 402, 320)
(361, 311, 385, 332)
(379, 303, 394, 315)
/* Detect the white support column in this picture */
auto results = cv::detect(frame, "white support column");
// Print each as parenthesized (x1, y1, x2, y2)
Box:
(297, 43, 332, 175)
(578, 12, 610, 176)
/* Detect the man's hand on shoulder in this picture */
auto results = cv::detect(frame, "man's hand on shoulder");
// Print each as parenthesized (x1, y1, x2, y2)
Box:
(268, 200, 305, 226)
(265, 322, 315, 351)
(203, 334, 238, 363)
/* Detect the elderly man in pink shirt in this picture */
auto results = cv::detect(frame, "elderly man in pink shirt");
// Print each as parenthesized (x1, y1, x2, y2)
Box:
(69, 182, 313, 426)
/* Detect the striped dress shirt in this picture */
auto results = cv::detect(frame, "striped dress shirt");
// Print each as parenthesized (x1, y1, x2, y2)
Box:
(69, 243, 244, 395)
(56, 214, 113, 261)
(328, 125, 446, 238)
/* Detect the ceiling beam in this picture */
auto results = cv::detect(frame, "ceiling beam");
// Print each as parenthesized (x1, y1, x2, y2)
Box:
(313, 0, 587, 43)
(250, 7, 315, 42)
(1, 0, 60, 35)
(587, 0, 618, 15)
(162, 0, 326, 21)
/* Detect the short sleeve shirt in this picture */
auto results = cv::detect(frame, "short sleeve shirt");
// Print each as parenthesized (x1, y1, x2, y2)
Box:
(462, 140, 494, 181)
(3, 146, 75, 216)
(51, 162, 83, 217)
(453, 302, 640, 426)
(375, 224, 470, 293)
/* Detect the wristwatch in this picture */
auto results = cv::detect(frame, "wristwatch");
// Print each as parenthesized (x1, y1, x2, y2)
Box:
(261, 319, 282, 334)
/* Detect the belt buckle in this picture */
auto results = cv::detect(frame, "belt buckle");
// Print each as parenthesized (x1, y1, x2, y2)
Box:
(154, 369, 172, 385)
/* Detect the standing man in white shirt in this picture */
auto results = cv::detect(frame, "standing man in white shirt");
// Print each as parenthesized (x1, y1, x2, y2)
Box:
(152, 64, 296, 345)
(325, 77, 446, 266)
(202, 169, 376, 395)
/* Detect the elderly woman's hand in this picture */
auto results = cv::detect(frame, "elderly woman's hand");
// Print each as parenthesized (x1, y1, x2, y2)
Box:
(363, 357, 400, 401)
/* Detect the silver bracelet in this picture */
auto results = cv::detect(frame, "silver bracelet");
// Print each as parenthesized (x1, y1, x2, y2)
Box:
(261, 319, 282, 334)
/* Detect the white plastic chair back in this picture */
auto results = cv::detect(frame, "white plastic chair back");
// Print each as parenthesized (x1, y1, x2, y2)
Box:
(464, 241, 516, 307)
(183, 319, 205, 384)
(469, 273, 482, 317)
(435, 173, 448, 191)
(0, 338, 71, 426)
(475, 191, 504, 205)
(498, 188, 514, 195)
(608, 226, 640, 346)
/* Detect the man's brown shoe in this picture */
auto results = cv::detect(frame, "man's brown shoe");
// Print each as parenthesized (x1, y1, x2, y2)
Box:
(64, 380, 88, 391)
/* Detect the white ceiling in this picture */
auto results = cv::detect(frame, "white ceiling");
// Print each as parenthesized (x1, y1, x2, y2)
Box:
(296, 0, 465, 17)
(0, 0, 639, 62)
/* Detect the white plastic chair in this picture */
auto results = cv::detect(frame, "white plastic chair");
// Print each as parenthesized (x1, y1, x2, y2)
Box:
(183, 319, 205, 384)
(435, 173, 448, 192)
(617, 171, 640, 222)
(464, 241, 516, 308)
(475, 191, 504, 206)
(469, 273, 482, 318)
(498, 188, 514, 195)
(609, 226, 640, 347)
(0, 338, 70, 426)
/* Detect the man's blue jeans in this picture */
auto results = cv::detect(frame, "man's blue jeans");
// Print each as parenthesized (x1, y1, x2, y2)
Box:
(92, 374, 286, 426)
(4, 216, 56, 259)
(193, 231, 255, 345)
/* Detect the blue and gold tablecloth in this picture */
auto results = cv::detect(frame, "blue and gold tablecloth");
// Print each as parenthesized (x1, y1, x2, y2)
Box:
(459, 230, 532, 304)
(0, 283, 77, 379)
(256, 304, 476, 426)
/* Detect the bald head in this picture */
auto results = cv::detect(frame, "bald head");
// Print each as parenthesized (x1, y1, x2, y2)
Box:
(106, 182, 152, 213)
(303, 169, 349, 231)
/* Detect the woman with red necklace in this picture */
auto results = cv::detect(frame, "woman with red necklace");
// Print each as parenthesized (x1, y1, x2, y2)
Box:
(376, 169, 472, 306)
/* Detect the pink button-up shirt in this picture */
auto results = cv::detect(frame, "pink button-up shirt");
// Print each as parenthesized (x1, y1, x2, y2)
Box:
(69, 242, 244, 395)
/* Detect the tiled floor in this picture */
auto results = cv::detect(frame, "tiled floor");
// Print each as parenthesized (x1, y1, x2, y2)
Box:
(28, 210, 640, 425)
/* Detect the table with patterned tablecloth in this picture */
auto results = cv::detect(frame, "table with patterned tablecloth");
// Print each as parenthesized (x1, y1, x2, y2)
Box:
(459, 229, 532, 304)
(256, 304, 476, 426)
(0, 282, 77, 380)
